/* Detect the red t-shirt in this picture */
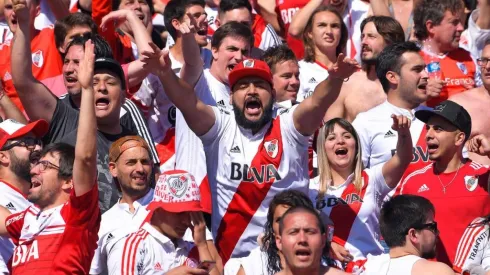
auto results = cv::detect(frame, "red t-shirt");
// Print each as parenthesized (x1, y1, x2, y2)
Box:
(400, 160, 490, 266)
(275, 0, 309, 59)
(6, 184, 100, 274)
(0, 27, 62, 111)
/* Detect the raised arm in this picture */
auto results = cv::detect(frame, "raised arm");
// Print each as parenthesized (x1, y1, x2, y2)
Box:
(288, 0, 323, 38)
(179, 13, 204, 87)
(73, 40, 97, 196)
(46, 0, 70, 20)
(11, 0, 58, 123)
(256, 0, 281, 33)
(476, 0, 490, 30)
(141, 43, 215, 136)
(369, 0, 391, 17)
(382, 115, 413, 188)
(467, 134, 490, 159)
(293, 54, 359, 136)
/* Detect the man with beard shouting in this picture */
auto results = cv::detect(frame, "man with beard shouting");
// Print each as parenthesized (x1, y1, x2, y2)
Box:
(0, 119, 47, 274)
(141, 42, 359, 263)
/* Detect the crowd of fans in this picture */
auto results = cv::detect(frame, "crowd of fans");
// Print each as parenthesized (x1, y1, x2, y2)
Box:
(0, 0, 487, 274)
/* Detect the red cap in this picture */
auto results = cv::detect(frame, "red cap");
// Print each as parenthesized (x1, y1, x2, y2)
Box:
(228, 59, 273, 89)
(0, 119, 48, 149)
(147, 170, 210, 214)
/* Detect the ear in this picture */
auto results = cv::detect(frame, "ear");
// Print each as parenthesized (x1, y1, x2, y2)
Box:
(215, 17, 221, 28)
(211, 45, 219, 61)
(425, 20, 436, 37)
(321, 233, 328, 250)
(35, 3, 41, 17)
(407, 228, 420, 245)
(109, 161, 118, 178)
(0, 151, 10, 166)
(61, 178, 74, 193)
(455, 131, 466, 147)
(386, 71, 399, 86)
(171, 18, 181, 35)
(275, 234, 282, 252)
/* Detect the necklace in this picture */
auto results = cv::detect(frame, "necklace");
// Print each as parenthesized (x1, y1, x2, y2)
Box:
(436, 162, 462, 194)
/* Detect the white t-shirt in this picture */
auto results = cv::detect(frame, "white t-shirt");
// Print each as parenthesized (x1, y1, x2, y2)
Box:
(0, 21, 12, 45)
(309, 164, 391, 261)
(297, 60, 329, 102)
(34, 0, 78, 30)
(345, 0, 370, 62)
(453, 217, 490, 274)
(107, 223, 200, 275)
(358, 254, 422, 275)
(200, 104, 310, 259)
(0, 181, 31, 274)
(460, 9, 490, 60)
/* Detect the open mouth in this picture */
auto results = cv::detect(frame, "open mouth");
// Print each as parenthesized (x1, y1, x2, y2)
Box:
(295, 248, 312, 260)
(132, 175, 147, 183)
(136, 14, 145, 21)
(417, 82, 428, 90)
(95, 98, 110, 109)
(65, 76, 77, 83)
(227, 64, 236, 71)
(335, 148, 348, 156)
(30, 180, 41, 189)
(197, 29, 207, 36)
(427, 143, 438, 153)
(245, 97, 262, 115)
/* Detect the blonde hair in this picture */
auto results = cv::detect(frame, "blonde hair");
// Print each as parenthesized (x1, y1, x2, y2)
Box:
(316, 118, 364, 200)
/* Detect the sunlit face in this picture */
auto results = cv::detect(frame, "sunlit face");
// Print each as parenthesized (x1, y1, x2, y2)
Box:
(308, 11, 342, 54)
(324, 123, 357, 173)
(5, 137, 41, 183)
(430, 10, 464, 52)
(185, 4, 208, 47)
(361, 22, 387, 66)
(118, 0, 151, 28)
(4, 0, 39, 33)
(93, 69, 124, 124)
(397, 52, 429, 106)
(219, 7, 252, 27)
(211, 36, 250, 84)
(60, 25, 93, 53)
(28, 152, 64, 208)
(272, 60, 300, 102)
(479, 44, 490, 89)
(154, 208, 192, 240)
(231, 76, 274, 127)
(110, 145, 152, 198)
(276, 212, 326, 271)
(272, 204, 291, 237)
(63, 45, 84, 95)
(425, 115, 463, 162)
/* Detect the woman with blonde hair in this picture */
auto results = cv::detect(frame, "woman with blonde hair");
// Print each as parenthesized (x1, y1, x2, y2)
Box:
(309, 115, 413, 272)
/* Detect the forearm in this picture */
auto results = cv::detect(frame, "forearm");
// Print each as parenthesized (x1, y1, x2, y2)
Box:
(476, 1, 490, 29)
(383, 132, 412, 188)
(0, 94, 27, 123)
(196, 244, 219, 275)
(46, 0, 70, 20)
(370, 0, 391, 16)
(127, 60, 149, 88)
(181, 33, 204, 87)
(0, 206, 10, 237)
(288, 0, 322, 38)
(11, 21, 35, 89)
(256, 0, 281, 32)
(126, 13, 153, 54)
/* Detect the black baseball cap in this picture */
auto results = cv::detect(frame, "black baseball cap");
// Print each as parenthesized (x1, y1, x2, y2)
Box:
(94, 58, 126, 90)
(415, 100, 471, 139)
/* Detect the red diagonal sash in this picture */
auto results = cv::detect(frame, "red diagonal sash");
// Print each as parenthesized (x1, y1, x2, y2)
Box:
(215, 117, 284, 263)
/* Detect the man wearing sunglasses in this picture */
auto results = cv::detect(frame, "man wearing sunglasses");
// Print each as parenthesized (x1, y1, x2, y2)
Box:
(449, 38, 490, 166)
(358, 195, 454, 275)
(0, 119, 47, 274)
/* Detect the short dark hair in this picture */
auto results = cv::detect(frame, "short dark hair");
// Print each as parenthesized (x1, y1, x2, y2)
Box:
(54, 13, 98, 51)
(380, 195, 435, 248)
(64, 34, 114, 60)
(163, 0, 206, 40)
(279, 206, 325, 235)
(40, 143, 75, 181)
(413, 0, 464, 41)
(211, 21, 254, 50)
(263, 45, 298, 74)
(303, 6, 348, 62)
(376, 41, 421, 93)
(360, 16, 405, 45)
(218, 0, 252, 15)
(112, 0, 153, 13)
(263, 190, 314, 274)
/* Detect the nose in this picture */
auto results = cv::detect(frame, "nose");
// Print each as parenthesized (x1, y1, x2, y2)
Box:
(234, 51, 244, 62)
(134, 161, 145, 173)
(361, 35, 368, 45)
(96, 81, 107, 93)
(297, 231, 308, 242)
(456, 21, 464, 32)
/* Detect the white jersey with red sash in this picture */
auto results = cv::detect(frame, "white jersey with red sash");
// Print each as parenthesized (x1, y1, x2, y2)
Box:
(453, 217, 490, 274)
(200, 105, 310, 262)
(309, 164, 392, 270)
(297, 60, 329, 102)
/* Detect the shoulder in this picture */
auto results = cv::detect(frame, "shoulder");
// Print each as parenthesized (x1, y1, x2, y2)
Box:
(449, 88, 479, 102)
(448, 48, 473, 61)
(413, 259, 454, 275)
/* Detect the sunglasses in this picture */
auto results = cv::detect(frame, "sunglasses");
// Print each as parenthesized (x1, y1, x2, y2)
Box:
(2, 137, 42, 152)
(413, 221, 439, 235)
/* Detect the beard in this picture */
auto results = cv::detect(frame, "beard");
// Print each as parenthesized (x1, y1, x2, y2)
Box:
(421, 245, 437, 259)
(233, 97, 274, 133)
(9, 151, 32, 183)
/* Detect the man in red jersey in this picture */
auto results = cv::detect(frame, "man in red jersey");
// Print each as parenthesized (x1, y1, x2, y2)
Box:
(0, 0, 62, 111)
(0, 38, 99, 274)
(400, 100, 490, 266)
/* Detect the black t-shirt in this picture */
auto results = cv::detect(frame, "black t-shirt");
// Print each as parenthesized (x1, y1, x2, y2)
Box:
(45, 100, 135, 212)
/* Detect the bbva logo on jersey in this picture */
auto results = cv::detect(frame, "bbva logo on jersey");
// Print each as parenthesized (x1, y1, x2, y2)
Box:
(12, 240, 39, 266)
(230, 163, 282, 183)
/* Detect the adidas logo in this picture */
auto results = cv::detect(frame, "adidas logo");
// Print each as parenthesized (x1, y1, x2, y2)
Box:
(217, 100, 226, 107)
(417, 184, 430, 193)
(106, 233, 114, 241)
(5, 202, 15, 211)
(384, 130, 396, 138)
(230, 146, 241, 153)
(308, 77, 317, 84)
(3, 72, 11, 81)
(154, 262, 163, 271)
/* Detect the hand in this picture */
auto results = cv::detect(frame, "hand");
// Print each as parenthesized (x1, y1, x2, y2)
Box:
(77, 40, 95, 90)
(426, 78, 446, 99)
(467, 134, 490, 156)
(327, 53, 361, 80)
(190, 212, 207, 247)
(391, 114, 411, 134)
(100, 9, 134, 31)
(330, 241, 353, 262)
(165, 265, 208, 275)
(140, 42, 172, 75)
(153, 0, 166, 14)
(178, 13, 198, 36)
(12, 0, 29, 22)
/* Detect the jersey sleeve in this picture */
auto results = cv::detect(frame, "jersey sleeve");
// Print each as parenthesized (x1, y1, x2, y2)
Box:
(200, 106, 229, 147)
(90, 237, 104, 274)
(5, 210, 26, 245)
(365, 163, 392, 205)
(460, 9, 490, 59)
(352, 114, 371, 168)
(257, 24, 282, 51)
(284, 105, 312, 147)
(453, 219, 490, 273)
(62, 182, 100, 227)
